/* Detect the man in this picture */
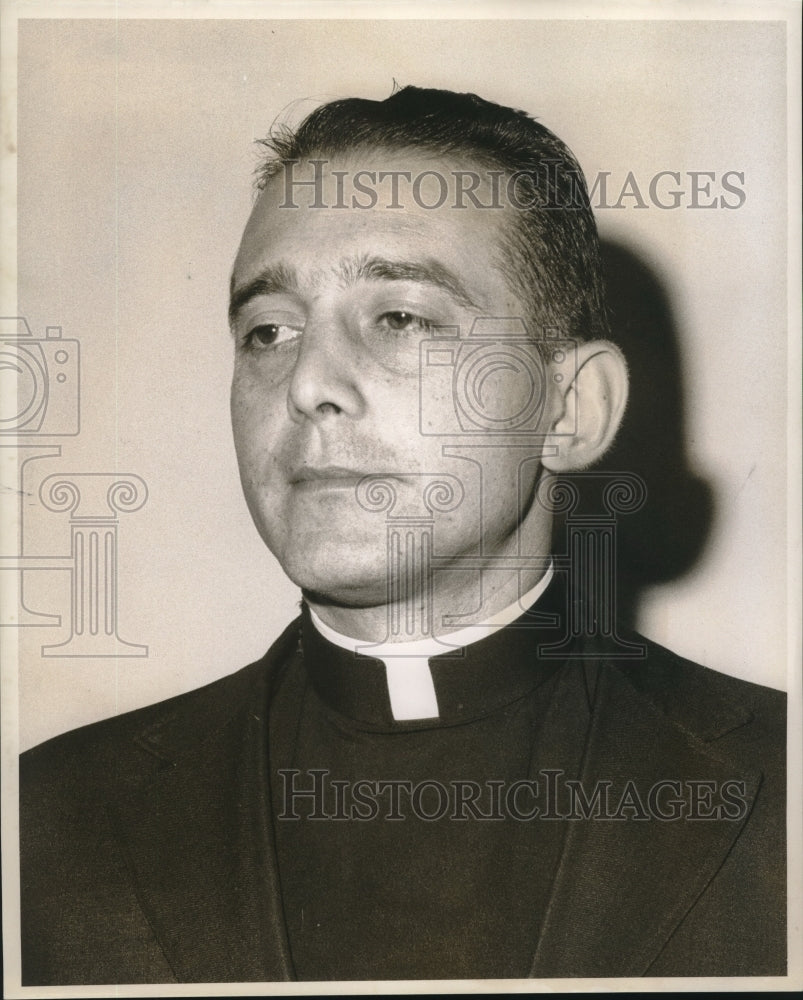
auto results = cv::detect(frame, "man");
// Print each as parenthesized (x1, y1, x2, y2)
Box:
(20, 87, 786, 984)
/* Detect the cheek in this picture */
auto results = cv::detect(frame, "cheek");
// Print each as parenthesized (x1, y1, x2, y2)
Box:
(230, 367, 282, 453)
(229, 398, 255, 470)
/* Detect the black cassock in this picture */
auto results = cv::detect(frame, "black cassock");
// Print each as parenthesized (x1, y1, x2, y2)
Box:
(20, 574, 786, 983)
(272, 581, 574, 980)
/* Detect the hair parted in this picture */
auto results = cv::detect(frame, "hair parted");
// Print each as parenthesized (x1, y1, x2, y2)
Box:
(255, 85, 610, 342)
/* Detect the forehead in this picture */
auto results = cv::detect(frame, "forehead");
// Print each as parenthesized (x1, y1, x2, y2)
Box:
(232, 151, 517, 297)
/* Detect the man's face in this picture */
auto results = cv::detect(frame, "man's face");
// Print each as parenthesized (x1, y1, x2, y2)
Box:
(230, 152, 556, 609)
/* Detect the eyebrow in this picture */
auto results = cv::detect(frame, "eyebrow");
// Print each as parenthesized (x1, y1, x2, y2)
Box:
(228, 262, 299, 326)
(228, 254, 482, 326)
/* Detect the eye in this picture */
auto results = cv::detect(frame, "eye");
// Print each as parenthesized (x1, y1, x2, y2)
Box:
(377, 311, 435, 334)
(243, 321, 302, 350)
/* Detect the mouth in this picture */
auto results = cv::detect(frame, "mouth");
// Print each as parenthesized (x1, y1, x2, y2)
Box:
(290, 466, 369, 491)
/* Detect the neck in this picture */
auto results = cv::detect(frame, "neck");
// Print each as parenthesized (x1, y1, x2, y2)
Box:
(305, 516, 553, 642)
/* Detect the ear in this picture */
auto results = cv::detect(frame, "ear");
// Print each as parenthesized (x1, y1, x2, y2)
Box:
(541, 340, 629, 472)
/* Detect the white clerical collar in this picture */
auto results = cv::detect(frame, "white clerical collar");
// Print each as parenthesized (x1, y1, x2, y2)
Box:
(309, 563, 554, 722)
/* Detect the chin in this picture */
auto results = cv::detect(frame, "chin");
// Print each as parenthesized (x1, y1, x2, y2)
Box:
(280, 548, 392, 609)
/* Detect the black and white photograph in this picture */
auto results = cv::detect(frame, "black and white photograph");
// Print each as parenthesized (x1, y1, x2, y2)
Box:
(1, 1, 800, 994)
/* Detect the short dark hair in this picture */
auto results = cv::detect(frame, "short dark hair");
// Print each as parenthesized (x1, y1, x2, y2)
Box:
(255, 85, 610, 342)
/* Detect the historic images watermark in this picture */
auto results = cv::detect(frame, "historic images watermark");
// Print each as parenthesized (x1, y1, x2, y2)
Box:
(277, 160, 747, 211)
(278, 769, 751, 823)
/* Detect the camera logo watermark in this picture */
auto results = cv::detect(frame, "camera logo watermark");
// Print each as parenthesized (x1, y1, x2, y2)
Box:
(353, 315, 646, 655)
(419, 318, 575, 436)
(0, 318, 79, 436)
(1, 316, 148, 657)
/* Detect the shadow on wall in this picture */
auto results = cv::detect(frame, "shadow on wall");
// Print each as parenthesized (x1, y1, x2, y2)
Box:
(594, 238, 716, 630)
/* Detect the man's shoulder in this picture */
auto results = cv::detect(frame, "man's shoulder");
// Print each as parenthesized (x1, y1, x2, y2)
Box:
(20, 614, 302, 797)
(610, 630, 785, 756)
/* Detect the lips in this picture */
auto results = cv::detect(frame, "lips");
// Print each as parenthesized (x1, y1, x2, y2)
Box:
(288, 466, 375, 496)
(290, 465, 368, 485)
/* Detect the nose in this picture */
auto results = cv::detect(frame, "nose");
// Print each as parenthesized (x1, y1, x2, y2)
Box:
(286, 315, 364, 423)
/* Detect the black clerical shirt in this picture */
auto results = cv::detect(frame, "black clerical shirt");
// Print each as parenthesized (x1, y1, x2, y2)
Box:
(268, 579, 585, 981)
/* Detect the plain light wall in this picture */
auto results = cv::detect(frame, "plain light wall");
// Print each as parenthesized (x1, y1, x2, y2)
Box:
(15, 17, 789, 750)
